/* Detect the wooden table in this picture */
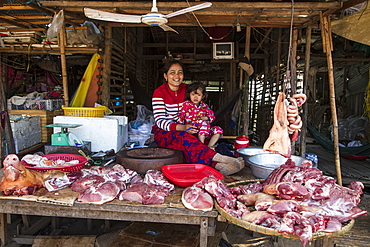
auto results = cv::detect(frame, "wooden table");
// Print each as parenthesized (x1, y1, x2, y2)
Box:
(0, 187, 218, 247)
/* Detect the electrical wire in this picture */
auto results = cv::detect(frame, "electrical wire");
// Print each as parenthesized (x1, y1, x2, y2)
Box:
(185, 0, 234, 41)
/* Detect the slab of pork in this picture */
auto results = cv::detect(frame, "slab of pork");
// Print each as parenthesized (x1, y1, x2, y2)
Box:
(181, 185, 214, 212)
(263, 92, 292, 157)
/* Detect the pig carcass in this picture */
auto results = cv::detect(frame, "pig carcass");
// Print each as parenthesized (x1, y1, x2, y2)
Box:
(0, 154, 44, 195)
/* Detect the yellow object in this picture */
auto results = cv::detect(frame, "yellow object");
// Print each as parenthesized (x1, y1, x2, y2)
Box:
(62, 106, 105, 118)
(96, 105, 113, 115)
(70, 53, 100, 107)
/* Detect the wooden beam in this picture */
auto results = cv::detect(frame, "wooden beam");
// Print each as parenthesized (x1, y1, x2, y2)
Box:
(40, 1, 342, 10)
(16, 0, 54, 16)
(0, 16, 29, 28)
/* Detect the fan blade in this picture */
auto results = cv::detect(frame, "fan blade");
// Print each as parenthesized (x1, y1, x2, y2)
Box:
(84, 8, 142, 23)
(165, 2, 212, 18)
(159, 24, 179, 34)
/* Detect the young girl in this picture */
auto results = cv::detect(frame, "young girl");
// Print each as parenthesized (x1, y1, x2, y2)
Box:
(177, 81, 223, 149)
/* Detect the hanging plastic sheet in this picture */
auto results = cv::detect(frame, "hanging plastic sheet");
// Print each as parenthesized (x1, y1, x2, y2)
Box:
(70, 53, 100, 107)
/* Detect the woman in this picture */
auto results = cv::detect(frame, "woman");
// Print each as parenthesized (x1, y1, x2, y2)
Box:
(151, 60, 244, 176)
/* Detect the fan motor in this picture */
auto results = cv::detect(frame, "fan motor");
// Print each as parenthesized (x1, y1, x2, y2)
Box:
(141, 13, 168, 26)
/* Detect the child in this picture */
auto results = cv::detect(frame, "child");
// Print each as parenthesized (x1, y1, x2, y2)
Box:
(177, 81, 223, 149)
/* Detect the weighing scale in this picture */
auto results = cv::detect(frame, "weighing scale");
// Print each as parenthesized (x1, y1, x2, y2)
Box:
(45, 123, 83, 146)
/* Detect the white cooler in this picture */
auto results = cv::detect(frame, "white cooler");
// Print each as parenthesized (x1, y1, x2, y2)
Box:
(53, 115, 128, 152)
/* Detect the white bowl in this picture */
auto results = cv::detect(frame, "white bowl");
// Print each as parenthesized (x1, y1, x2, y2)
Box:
(247, 153, 315, 179)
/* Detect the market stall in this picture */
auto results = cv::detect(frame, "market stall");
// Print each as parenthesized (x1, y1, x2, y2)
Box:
(0, 188, 218, 247)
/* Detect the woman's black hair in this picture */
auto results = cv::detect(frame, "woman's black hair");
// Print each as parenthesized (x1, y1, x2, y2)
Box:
(161, 60, 185, 75)
(186, 81, 208, 101)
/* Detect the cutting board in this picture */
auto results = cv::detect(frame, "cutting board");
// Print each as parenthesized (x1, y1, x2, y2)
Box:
(0, 187, 79, 206)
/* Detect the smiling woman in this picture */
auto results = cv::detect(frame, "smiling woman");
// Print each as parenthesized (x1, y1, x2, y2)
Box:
(151, 61, 245, 176)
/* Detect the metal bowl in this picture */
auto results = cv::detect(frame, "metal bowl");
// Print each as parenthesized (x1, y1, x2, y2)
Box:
(247, 153, 315, 179)
(236, 148, 271, 167)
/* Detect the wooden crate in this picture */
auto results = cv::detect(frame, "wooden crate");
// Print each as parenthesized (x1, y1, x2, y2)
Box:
(9, 110, 63, 143)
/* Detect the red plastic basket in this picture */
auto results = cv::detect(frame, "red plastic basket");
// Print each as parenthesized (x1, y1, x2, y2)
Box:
(22, 153, 88, 173)
(161, 164, 224, 187)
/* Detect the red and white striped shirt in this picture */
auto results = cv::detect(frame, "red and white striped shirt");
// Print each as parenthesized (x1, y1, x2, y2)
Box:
(152, 83, 187, 131)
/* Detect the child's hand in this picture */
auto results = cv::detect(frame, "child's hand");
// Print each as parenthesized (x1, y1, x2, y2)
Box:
(201, 116, 209, 121)
(185, 124, 198, 134)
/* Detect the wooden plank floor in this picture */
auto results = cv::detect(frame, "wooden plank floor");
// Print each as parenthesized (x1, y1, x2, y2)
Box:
(306, 144, 370, 186)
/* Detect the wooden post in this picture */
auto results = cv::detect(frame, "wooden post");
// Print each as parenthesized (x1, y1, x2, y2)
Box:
(0, 61, 15, 155)
(300, 26, 312, 157)
(320, 12, 342, 186)
(59, 20, 69, 106)
(0, 213, 8, 247)
(102, 25, 112, 106)
(242, 26, 251, 135)
(123, 27, 127, 116)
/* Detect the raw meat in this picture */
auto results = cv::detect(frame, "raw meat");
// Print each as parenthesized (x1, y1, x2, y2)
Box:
(142, 185, 170, 205)
(241, 210, 269, 222)
(196, 175, 250, 218)
(118, 182, 170, 205)
(44, 170, 83, 192)
(266, 200, 300, 215)
(252, 213, 282, 229)
(118, 183, 148, 203)
(181, 185, 214, 212)
(0, 154, 44, 195)
(237, 193, 276, 211)
(71, 175, 106, 192)
(240, 162, 368, 246)
(78, 181, 120, 205)
(264, 182, 311, 201)
(263, 92, 292, 157)
(144, 170, 175, 191)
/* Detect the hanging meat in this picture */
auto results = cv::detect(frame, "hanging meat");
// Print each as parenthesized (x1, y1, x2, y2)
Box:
(263, 93, 307, 157)
(0, 154, 44, 195)
(263, 92, 292, 157)
(287, 93, 307, 141)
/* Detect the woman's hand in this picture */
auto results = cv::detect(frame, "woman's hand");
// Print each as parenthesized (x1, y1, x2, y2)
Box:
(201, 116, 209, 121)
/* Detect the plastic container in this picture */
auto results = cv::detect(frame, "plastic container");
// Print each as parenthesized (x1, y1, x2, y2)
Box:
(21, 153, 88, 173)
(234, 135, 250, 154)
(161, 164, 224, 187)
(62, 106, 105, 118)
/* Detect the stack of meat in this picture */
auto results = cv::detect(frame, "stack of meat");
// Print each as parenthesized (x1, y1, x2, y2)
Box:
(182, 160, 367, 246)
(0, 154, 175, 206)
(45, 165, 175, 205)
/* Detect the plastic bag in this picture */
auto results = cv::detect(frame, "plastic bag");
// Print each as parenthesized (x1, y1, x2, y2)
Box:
(128, 105, 155, 145)
(47, 10, 64, 41)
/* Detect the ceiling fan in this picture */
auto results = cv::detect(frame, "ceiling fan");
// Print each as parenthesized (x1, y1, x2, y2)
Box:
(84, 0, 212, 34)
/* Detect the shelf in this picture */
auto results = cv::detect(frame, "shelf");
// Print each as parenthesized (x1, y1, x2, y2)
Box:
(0, 44, 101, 54)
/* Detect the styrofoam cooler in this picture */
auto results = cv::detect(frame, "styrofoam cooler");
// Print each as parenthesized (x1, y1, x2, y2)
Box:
(53, 116, 128, 152)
